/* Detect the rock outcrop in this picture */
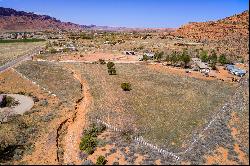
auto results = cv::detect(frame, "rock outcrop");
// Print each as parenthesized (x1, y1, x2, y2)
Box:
(173, 11, 249, 60)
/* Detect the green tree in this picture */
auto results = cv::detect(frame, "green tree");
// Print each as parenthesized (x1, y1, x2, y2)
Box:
(107, 62, 115, 69)
(209, 50, 218, 64)
(180, 50, 191, 67)
(200, 50, 209, 62)
(121, 83, 132, 91)
(219, 54, 228, 65)
(79, 134, 98, 154)
(170, 52, 178, 64)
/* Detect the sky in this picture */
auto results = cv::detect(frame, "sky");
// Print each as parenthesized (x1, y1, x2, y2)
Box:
(0, 0, 249, 28)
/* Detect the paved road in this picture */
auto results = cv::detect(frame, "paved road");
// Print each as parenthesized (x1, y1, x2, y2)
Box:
(0, 46, 43, 73)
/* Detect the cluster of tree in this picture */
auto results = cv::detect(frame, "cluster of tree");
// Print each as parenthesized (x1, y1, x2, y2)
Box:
(107, 62, 116, 75)
(165, 50, 191, 68)
(199, 50, 230, 68)
(154, 51, 164, 61)
(68, 32, 94, 40)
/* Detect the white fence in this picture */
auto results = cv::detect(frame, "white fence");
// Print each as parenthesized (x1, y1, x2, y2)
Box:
(12, 68, 57, 97)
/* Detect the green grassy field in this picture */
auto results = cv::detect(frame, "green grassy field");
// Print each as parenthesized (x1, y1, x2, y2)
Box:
(0, 39, 45, 43)
(67, 63, 236, 151)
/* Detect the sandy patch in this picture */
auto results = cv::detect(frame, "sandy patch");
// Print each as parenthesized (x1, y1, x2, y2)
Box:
(0, 94, 34, 115)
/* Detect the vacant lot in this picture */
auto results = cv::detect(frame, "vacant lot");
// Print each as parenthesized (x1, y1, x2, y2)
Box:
(15, 61, 82, 106)
(0, 42, 45, 66)
(66, 63, 236, 152)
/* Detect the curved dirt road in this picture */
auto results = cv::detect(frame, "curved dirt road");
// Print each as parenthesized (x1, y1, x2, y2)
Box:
(62, 66, 93, 165)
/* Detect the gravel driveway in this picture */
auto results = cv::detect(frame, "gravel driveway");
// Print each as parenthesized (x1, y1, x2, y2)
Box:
(1, 94, 34, 115)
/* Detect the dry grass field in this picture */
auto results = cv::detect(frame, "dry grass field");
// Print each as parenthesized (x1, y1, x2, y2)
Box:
(0, 42, 45, 66)
(65, 63, 236, 151)
(15, 61, 82, 106)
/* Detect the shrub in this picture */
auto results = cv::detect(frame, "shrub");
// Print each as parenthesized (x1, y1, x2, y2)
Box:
(79, 123, 106, 154)
(99, 59, 106, 64)
(107, 62, 115, 69)
(121, 83, 131, 91)
(108, 68, 116, 75)
(79, 134, 98, 154)
(96, 156, 107, 165)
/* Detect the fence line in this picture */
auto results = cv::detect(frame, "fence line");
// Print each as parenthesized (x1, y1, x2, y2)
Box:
(95, 80, 245, 160)
(12, 68, 57, 97)
(96, 118, 180, 160)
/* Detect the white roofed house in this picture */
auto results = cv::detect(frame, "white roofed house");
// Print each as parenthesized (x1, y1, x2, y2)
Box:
(192, 58, 210, 73)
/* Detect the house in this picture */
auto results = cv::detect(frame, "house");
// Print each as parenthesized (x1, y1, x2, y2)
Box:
(192, 58, 210, 73)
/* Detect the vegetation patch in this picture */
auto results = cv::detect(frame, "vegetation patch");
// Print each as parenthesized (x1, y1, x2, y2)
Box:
(0, 95, 19, 108)
(71, 63, 236, 151)
(121, 83, 131, 91)
(0, 39, 45, 44)
(79, 123, 106, 154)
(96, 156, 107, 165)
(107, 62, 117, 75)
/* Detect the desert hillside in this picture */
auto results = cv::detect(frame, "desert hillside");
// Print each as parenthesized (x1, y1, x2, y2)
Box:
(173, 10, 249, 60)
(0, 7, 88, 32)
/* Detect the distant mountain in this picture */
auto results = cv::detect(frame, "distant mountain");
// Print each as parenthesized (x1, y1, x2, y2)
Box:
(172, 10, 249, 60)
(0, 7, 176, 33)
(0, 7, 92, 32)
